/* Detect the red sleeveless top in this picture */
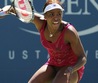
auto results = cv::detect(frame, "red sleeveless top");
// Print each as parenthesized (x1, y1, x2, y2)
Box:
(40, 21, 85, 80)
(40, 21, 79, 67)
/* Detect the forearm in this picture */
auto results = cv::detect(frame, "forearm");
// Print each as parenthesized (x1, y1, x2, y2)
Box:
(72, 56, 87, 73)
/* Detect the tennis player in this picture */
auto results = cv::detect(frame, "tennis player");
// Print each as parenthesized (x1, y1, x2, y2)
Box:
(28, 0, 87, 83)
(0, 0, 87, 83)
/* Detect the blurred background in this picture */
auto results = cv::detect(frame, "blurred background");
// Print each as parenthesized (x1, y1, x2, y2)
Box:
(0, 0, 98, 83)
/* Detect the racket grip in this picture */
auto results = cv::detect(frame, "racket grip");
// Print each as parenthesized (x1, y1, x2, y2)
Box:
(0, 11, 8, 16)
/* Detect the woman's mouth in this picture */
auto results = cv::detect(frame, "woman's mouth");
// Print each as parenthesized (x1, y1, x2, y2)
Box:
(53, 21, 59, 25)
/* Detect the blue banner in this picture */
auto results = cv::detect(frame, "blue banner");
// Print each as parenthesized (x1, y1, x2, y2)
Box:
(0, 0, 98, 83)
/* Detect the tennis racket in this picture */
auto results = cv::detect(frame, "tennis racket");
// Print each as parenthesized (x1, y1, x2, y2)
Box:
(0, 0, 34, 23)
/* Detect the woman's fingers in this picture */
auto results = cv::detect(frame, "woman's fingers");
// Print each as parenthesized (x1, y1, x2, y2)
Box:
(66, 73, 70, 83)
(64, 73, 70, 83)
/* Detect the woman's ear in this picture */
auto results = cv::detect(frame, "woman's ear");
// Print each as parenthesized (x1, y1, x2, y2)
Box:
(44, 14, 47, 20)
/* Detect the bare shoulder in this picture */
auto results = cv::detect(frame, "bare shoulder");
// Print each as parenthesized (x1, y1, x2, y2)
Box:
(32, 16, 45, 31)
(62, 21, 78, 36)
(67, 24, 78, 37)
(64, 23, 79, 43)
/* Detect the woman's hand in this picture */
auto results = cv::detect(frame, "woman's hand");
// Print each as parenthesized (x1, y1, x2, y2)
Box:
(64, 67, 73, 83)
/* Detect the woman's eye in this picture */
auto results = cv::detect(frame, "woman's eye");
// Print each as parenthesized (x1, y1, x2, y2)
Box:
(58, 13, 61, 16)
(58, 13, 62, 16)
(49, 13, 54, 17)
(47, 12, 62, 17)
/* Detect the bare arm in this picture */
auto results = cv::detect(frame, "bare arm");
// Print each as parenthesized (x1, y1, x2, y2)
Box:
(65, 25, 87, 73)
(31, 12, 45, 31)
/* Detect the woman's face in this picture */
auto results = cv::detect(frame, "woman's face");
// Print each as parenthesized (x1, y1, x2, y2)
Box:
(44, 9, 63, 29)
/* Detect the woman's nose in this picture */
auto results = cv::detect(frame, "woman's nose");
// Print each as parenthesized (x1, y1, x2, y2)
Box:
(54, 17, 58, 20)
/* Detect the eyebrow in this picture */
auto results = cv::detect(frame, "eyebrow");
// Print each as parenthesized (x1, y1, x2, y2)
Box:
(49, 10, 62, 13)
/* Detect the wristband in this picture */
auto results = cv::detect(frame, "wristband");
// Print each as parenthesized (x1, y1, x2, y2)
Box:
(67, 67, 73, 74)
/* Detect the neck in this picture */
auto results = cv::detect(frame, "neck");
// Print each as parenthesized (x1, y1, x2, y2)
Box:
(47, 26, 59, 37)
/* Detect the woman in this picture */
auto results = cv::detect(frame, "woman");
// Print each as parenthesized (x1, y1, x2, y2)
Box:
(0, 0, 87, 83)
(28, 0, 87, 83)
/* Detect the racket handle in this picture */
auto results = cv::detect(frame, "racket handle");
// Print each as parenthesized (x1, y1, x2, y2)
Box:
(0, 11, 8, 16)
